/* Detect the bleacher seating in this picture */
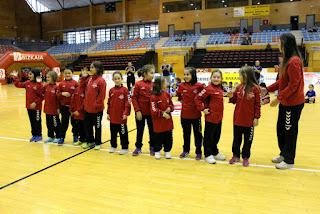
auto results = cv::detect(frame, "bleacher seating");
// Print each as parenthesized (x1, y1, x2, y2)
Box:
(0, 45, 20, 54)
(72, 51, 155, 71)
(206, 29, 291, 45)
(92, 37, 161, 51)
(47, 42, 95, 55)
(162, 34, 201, 47)
(302, 28, 320, 42)
(187, 48, 281, 68)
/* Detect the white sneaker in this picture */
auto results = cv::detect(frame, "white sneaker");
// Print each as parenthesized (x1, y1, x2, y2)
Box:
(155, 152, 161, 160)
(275, 161, 294, 169)
(214, 153, 226, 160)
(119, 149, 129, 155)
(109, 147, 117, 153)
(165, 152, 171, 159)
(272, 155, 284, 163)
(205, 155, 216, 164)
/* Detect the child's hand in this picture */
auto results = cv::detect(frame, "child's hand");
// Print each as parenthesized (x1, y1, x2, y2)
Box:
(261, 88, 268, 97)
(36, 76, 42, 83)
(107, 114, 110, 121)
(82, 68, 88, 77)
(165, 107, 171, 113)
(136, 111, 142, 121)
(253, 118, 259, 127)
(270, 98, 280, 107)
(164, 113, 171, 120)
(30, 102, 37, 109)
(74, 111, 79, 116)
(11, 71, 18, 77)
(57, 109, 60, 114)
(203, 109, 210, 115)
(227, 90, 233, 98)
(62, 92, 71, 97)
(71, 112, 74, 117)
(122, 115, 127, 120)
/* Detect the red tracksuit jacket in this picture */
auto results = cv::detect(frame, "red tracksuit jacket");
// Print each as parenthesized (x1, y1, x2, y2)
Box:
(69, 87, 85, 120)
(132, 80, 153, 116)
(150, 91, 174, 133)
(40, 84, 60, 115)
(195, 84, 224, 124)
(14, 78, 43, 110)
(80, 75, 107, 113)
(107, 85, 131, 124)
(267, 56, 305, 106)
(57, 79, 78, 106)
(176, 82, 204, 119)
(229, 84, 261, 127)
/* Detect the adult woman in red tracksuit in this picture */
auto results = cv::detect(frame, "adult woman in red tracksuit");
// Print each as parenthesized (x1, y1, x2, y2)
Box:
(107, 71, 131, 155)
(69, 73, 87, 146)
(131, 64, 155, 156)
(176, 67, 204, 160)
(12, 69, 43, 142)
(262, 33, 305, 169)
(80, 61, 107, 150)
(150, 76, 174, 160)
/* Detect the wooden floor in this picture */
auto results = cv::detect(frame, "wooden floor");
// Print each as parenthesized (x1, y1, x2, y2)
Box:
(0, 83, 320, 214)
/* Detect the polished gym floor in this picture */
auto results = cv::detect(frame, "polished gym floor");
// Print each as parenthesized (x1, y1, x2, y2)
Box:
(0, 83, 319, 214)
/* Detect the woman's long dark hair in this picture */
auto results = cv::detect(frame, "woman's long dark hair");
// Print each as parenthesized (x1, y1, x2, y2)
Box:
(239, 66, 259, 99)
(30, 69, 41, 82)
(279, 33, 303, 78)
(184, 67, 197, 85)
(138, 64, 155, 78)
(151, 76, 165, 95)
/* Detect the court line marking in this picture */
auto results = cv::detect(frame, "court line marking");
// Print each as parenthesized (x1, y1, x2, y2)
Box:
(1, 135, 320, 173)
(0, 129, 136, 190)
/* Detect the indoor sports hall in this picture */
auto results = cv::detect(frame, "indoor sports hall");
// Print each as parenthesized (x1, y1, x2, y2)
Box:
(0, 0, 320, 213)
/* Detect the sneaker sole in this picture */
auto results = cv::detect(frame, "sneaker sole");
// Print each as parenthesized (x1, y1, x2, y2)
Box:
(150, 153, 155, 156)
(132, 153, 141, 156)
(119, 153, 128, 155)
(165, 157, 171, 159)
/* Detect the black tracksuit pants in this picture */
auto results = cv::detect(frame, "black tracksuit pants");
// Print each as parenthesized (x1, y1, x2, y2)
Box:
(181, 118, 203, 154)
(110, 123, 129, 149)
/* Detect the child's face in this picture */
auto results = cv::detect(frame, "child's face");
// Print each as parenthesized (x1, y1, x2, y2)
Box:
(29, 72, 34, 80)
(46, 74, 53, 84)
(113, 74, 122, 86)
(90, 64, 98, 75)
(145, 69, 155, 81)
(211, 72, 222, 85)
(184, 70, 192, 83)
(239, 73, 245, 83)
(172, 84, 176, 89)
(161, 80, 167, 91)
(309, 85, 314, 91)
(64, 69, 73, 80)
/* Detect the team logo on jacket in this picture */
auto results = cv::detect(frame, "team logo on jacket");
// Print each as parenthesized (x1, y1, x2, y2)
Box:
(193, 89, 198, 94)
(33, 86, 37, 90)
(62, 85, 66, 88)
(215, 92, 219, 95)
(92, 84, 97, 88)
(70, 86, 75, 90)
(51, 90, 55, 94)
(183, 90, 187, 93)
(141, 87, 145, 90)
(119, 94, 124, 99)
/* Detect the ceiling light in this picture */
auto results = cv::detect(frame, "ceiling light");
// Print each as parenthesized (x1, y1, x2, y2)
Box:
(191, 3, 194, 6)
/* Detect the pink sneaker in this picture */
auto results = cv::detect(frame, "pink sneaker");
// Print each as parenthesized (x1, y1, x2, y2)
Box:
(243, 158, 249, 167)
(229, 156, 240, 164)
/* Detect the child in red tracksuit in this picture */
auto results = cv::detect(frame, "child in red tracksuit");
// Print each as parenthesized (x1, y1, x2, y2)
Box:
(70, 73, 88, 146)
(131, 64, 155, 156)
(39, 71, 61, 143)
(228, 66, 261, 167)
(12, 69, 43, 142)
(107, 71, 131, 155)
(195, 70, 226, 164)
(150, 76, 174, 160)
(57, 66, 79, 146)
(176, 67, 204, 160)
(80, 61, 107, 150)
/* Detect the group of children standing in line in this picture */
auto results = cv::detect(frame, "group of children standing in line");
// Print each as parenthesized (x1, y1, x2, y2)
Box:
(12, 62, 263, 167)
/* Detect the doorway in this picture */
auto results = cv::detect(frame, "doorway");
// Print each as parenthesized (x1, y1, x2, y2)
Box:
(290, 16, 299, 30)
